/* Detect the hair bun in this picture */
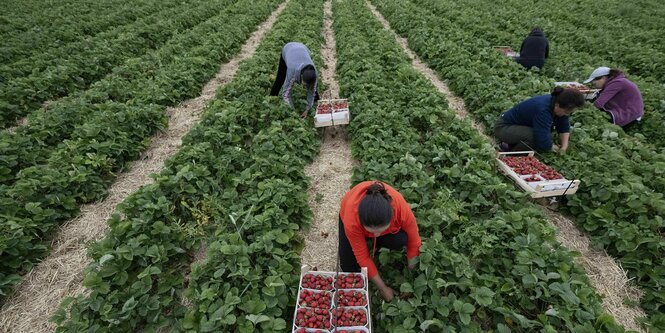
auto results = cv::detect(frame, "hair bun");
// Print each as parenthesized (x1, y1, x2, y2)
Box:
(366, 182, 391, 200)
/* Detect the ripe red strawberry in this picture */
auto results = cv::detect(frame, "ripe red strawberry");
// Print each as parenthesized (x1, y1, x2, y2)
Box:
(336, 290, 367, 307)
(302, 274, 334, 291)
(317, 104, 332, 114)
(299, 289, 332, 309)
(332, 308, 367, 327)
(295, 308, 331, 329)
(335, 273, 364, 289)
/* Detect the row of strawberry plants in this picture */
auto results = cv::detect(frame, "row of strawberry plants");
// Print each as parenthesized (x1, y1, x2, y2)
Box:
(0, 0, 226, 128)
(334, 0, 624, 331)
(0, 0, 166, 65)
(176, 0, 327, 330)
(593, 0, 665, 35)
(371, 0, 665, 328)
(438, 0, 665, 83)
(511, 0, 665, 82)
(0, 0, 96, 35)
(53, 0, 324, 331)
(409, 0, 665, 247)
(0, 0, 283, 304)
(407, 0, 665, 193)
(407, 0, 665, 151)
(0, 0, 277, 186)
(406, 0, 665, 233)
(0, 0, 191, 82)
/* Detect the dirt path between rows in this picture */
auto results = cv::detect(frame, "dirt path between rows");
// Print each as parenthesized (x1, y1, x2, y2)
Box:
(300, 0, 356, 272)
(366, 1, 645, 331)
(0, 2, 289, 332)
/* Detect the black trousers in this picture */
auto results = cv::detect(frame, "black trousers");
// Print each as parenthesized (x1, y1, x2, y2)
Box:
(269, 55, 320, 103)
(494, 117, 536, 151)
(601, 109, 641, 130)
(516, 57, 545, 70)
(270, 55, 288, 96)
(338, 216, 408, 273)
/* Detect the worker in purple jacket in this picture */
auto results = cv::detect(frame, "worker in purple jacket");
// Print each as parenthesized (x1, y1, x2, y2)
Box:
(495, 88, 585, 153)
(584, 67, 644, 129)
(270, 42, 320, 118)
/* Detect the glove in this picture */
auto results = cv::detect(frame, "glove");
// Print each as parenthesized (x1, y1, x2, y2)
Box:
(587, 90, 600, 102)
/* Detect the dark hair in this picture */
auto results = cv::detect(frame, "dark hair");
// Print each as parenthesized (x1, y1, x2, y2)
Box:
(608, 68, 624, 78)
(551, 87, 585, 110)
(358, 182, 393, 228)
(531, 27, 543, 34)
(302, 65, 317, 85)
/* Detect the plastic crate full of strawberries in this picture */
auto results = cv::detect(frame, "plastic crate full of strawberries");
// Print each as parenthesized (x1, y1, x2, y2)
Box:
(292, 269, 371, 333)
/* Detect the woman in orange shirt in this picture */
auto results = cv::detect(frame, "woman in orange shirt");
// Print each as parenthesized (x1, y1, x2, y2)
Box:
(339, 181, 422, 302)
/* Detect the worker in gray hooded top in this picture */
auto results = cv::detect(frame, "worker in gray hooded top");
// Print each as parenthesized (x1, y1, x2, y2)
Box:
(270, 42, 320, 118)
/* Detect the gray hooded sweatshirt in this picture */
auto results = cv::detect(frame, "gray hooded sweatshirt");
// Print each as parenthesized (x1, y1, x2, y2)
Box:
(281, 42, 318, 109)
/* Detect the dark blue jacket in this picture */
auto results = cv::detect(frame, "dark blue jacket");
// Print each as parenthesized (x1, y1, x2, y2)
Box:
(501, 94, 570, 151)
(518, 30, 549, 69)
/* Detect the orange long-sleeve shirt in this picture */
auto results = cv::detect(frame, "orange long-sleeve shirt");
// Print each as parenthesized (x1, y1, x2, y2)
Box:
(339, 181, 421, 278)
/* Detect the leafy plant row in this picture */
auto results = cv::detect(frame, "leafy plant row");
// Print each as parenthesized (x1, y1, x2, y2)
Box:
(53, 0, 326, 331)
(0, 0, 279, 186)
(333, 0, 624, 331)
(371, 0, 665, 329)
(505, 0, 665, 83)
(406, 0, 665, 194)
(405, 0, 665, 152)
(0, 0, 174, 65)
(0, 0, 228, 128)
(0, 0, 283, 304)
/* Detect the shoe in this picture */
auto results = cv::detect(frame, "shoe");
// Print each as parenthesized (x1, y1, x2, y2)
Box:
(497, 142, 510, 152)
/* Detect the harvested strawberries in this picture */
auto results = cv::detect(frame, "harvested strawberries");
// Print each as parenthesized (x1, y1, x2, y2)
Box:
(335, 330, 365, 333)
(302, 274, 334, 291)
(333, 102, 348, 110)
(501, 156, 562, 180)
(336, 290, 367, 307)
(295, 308, 331, 329)
(294, 329, 327, 333)
(332, 308, 367, 327)
(299, 289, 332, 309)
(540, 169, 562, 180)
(335, 274, 364, 289)
(317, 104, 333, 114)
(524, 176, 541, 182)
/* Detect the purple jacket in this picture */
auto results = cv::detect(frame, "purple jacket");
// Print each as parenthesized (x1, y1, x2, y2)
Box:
(593, 73, 644, 126)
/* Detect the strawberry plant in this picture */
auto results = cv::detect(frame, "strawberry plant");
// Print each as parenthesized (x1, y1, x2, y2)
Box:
(370, 0, 665, 328)
(334, 0, 626, 331)
(0, 0, 232, 128)
(0, 0, 284, 306)
(0, 0, 182, 66)
(53, 0, 324, 331)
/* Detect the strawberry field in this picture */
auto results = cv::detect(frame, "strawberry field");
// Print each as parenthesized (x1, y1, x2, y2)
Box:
(1, 0, 664, 332)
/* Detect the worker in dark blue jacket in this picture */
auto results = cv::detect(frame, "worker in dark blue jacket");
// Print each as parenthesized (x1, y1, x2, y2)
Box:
(517, 28, 549, 70)
(494, 88, 585, 153)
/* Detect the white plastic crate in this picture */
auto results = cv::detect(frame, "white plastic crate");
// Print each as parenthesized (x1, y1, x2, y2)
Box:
(553, 81, 599, 100)
(293, 268, 372, 333)
(494, 46, 519, 59)
(496, 151, 580, 198)
(314, 99, 351, 128)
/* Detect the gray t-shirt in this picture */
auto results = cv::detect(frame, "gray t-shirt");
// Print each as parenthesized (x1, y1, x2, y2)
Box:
(281, 42, 317, 109)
